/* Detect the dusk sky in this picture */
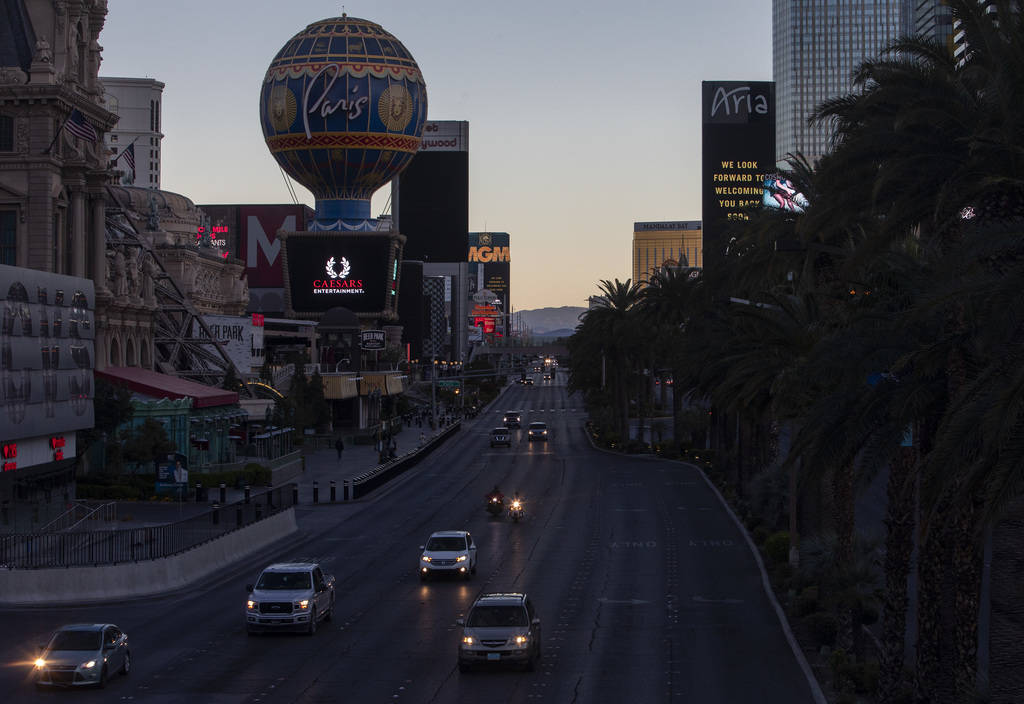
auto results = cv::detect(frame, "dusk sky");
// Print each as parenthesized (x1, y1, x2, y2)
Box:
(98, 1, 772, 311)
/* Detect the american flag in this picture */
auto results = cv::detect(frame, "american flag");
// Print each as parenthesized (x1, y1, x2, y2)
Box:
(63, 109, 98, 142)
(120, 142, 136, 173)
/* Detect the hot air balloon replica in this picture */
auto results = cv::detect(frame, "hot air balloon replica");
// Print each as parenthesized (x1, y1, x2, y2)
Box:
(261, 14, 427, 322)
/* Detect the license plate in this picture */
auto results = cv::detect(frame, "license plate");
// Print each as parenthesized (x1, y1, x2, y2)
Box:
(487, 653, 501, 661)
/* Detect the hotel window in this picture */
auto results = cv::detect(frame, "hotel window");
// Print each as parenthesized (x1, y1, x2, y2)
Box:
(0, 115, 12, 152)
(111, 134, 119, 142)
(0, 210, 16, 265)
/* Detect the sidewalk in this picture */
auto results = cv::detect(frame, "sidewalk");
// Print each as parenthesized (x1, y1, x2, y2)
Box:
(99, 420, 456, 529)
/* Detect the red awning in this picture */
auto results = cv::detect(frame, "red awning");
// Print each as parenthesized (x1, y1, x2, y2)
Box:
(96, 367, 239, 408)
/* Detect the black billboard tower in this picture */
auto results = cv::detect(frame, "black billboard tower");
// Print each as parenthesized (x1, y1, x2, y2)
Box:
(701, 81, 776, 269)
(393, 121, 469, 263)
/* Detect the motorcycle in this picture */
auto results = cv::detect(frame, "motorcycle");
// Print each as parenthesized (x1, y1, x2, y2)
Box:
(509, 498, 525, 523)
(486, 495, 504, 517)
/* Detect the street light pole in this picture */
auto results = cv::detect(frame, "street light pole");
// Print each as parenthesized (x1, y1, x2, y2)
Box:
(431, 355, 438, 431)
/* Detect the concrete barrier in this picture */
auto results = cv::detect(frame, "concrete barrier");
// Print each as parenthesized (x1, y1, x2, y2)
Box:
(0, 508, 297, 606)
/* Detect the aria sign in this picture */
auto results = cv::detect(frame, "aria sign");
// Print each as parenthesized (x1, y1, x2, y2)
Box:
(312, 256, 365, 295)
(360, 329, 386, 350)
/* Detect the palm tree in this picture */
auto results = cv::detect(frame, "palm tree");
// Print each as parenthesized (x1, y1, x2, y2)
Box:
(808, 2, 1024, 698)
(574, 279, 644, 443)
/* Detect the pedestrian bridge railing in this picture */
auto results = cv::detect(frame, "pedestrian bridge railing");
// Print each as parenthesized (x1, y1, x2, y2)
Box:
(0, 485, 297, 569)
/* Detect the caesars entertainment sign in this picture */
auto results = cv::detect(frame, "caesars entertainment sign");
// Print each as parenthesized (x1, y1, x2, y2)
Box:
(280, 231, 404, 318)
(701, 81, 775, 269)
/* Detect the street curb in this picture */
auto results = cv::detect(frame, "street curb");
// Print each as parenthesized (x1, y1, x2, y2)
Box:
(582, 424, 828, 704)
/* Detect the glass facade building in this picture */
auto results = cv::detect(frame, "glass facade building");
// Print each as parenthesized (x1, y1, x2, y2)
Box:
(632, 221, 702, 285)
(773, 0, 912, 167)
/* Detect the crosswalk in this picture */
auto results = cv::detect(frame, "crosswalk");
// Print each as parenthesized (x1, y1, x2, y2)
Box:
(494, 408, 578, 413)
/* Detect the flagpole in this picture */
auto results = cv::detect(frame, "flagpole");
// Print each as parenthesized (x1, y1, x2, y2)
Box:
(42, 114, 72, 155)
(112, 136, 139, 164)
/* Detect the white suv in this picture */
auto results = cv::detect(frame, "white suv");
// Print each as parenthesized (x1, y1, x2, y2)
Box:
(245, 562, 335, 635)
(419, 530, 477, 581)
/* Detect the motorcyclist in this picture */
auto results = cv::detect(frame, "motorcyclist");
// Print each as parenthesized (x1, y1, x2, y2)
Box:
(486, 485, 504, 504)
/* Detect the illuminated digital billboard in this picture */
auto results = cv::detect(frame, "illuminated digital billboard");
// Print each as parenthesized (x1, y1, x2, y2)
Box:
(281, 233, 403, 316)
(701, 81, 776, 268)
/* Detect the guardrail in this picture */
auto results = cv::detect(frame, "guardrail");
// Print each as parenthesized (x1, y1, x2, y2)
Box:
(348, 422, 461, 500)
(0, 484, 296, 569)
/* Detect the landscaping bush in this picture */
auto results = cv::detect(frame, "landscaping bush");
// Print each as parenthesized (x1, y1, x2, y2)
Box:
(805, 612, 838, 648)
(796, 585, 819, 616)
(763, 531, 790, 565)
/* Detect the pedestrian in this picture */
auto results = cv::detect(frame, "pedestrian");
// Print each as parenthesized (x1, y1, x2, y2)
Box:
(389, 437, 397, 459)
(419, 431, 426, 447)
(335, 437, 344, 462)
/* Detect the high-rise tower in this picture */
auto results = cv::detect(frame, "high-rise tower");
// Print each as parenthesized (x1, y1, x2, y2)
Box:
(773, 0, 911, 167)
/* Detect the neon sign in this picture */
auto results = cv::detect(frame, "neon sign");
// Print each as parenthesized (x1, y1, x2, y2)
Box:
(2, 443, 16, 459)
(196, 225, 229, 248)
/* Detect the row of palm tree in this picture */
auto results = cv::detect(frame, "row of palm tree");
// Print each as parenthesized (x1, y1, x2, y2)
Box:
(568, 2, 1024, 701)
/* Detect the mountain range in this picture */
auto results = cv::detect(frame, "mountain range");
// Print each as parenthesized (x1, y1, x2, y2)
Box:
(516, 306, 587, 336)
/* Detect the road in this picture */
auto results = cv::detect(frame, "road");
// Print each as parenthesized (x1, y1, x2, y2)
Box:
(0, 370, 817, 703)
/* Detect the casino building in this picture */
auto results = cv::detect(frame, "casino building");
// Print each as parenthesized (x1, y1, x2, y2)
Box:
(0, 1, 250, 530)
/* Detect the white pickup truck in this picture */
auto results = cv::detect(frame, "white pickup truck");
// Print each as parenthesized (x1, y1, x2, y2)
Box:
(245, 562, 335, 635)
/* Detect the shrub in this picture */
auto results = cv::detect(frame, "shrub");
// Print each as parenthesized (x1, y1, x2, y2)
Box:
(805, 612, 838, 648)
(763, 531, 790, 565)
(751, 526, 770, 546)
(850, 660, 880, 694)
(796, 585, 819, 616)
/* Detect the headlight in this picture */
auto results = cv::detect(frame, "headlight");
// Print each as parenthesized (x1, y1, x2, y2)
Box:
(296, 599, 310, 610)
(82, 660, 96, 669)
(34, 658, 45, 668)
(462, 636, 474, 645)
(421, 555, 432, 563)
(512, 501, 521, 509)
(247, 599, 257, 609)
(455, 555, 467, 562)
(514, 635, 529, 645)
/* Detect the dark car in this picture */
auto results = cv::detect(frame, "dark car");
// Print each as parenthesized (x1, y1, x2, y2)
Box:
(527, 421, 548, 441)
(458, 592, 542, 671)
(523, 378, 534, 386)
(503, 411, 521, 428)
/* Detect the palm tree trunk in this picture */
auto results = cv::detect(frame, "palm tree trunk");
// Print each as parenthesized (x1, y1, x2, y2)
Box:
(952, 496, 982, 701)
(834, 461, 855, 566)
(916, 501, 954, 703)
(879, 445, 916, 703)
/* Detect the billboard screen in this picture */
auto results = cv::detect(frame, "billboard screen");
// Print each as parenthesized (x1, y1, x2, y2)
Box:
(762, 174, 809, 213)
(701, 81, 776, 268)
(395, 122, 469, 263)
(283, 234, 400, 314)
(419, 120, 469, 152)
(0, 265, 95, 447)
(240, 205, 311, 287)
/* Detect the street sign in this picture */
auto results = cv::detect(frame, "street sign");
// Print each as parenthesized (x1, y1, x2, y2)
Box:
(437, 380, 461, 389)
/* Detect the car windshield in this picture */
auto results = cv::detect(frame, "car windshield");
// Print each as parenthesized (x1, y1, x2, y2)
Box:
(492, 428, 507, 434)
(48, 630, 101, 651)
(426, 536, 466, 551)
(256, 571, 311, 589)
(530, 423, 546, 430)
(467, 605, 528, 627)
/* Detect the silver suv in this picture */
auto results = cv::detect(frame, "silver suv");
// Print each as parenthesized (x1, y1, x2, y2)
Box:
(245, 562, 335, 635)
(457, 592, 542, 671)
